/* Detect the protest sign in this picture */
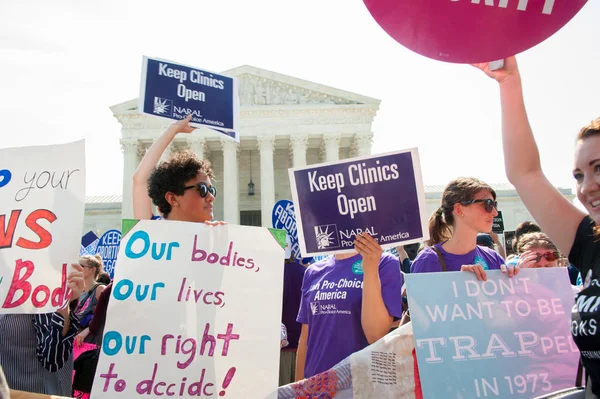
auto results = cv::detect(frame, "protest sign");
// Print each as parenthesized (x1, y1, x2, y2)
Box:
(0, 141, 85, 313)
(363, 0, 588, 63)
(96, 229, 121, 279)
(407, 269, 579, 398)
(504, 230, 516, 257)
(91, 220, 285, 399)
(81, 230, 99, 256)
(139, 56, 239, 140)
(289, 149, 428, 257)
(272, 200, 302, 260)
(493, 211, 505, 234)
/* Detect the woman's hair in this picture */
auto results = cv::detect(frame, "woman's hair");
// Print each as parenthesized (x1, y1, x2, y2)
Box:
(513, 221, 541, 252)
(147, 151, 214, 218)
(97, 272, 111, 285)
(516, 232, 558, 255)
(576, 117, 600, 141)
(80, 254, 104, 278)
(428, 177, 496, 245)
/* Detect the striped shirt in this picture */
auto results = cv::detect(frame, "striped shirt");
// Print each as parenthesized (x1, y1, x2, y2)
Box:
(0, 312, 80, 396)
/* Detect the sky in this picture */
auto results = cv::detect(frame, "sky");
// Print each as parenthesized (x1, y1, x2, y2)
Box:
(0, 0, 598, 196)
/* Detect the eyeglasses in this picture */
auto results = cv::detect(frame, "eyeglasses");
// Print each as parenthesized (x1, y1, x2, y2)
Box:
(460, 198, 498, 213)
(534, 251, 561, 263)
(183, 182, 217, 198)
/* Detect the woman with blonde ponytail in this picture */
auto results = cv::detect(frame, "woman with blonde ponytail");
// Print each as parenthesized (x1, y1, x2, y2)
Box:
(411, 177, 506, 278)
(73, 255, 106, 328)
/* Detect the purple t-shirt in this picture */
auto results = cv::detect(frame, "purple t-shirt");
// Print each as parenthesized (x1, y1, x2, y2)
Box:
(297, 252, 403, 378)
(282, 261, 306, 350)
(411, 243, 504, 273)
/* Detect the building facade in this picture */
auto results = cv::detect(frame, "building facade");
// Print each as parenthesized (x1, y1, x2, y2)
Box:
(112, 65, 380, 227)
(84, 66, 575, 241)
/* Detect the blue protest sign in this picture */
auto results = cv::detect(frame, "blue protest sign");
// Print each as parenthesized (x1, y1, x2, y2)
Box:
(80, 231, 99, 256)
(139, 56, 239, 141)
(406, 269, 579, 399)
(289, 149, 428, 257)
(95, 229, 121, 279)
(272, 200, 302, 260)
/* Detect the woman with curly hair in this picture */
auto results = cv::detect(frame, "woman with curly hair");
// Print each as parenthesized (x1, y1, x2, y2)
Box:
(132, 115, 219, 224)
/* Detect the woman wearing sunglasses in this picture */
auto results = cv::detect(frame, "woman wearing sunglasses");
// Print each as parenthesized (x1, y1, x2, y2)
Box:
(410, 177, 505, 276)
(515, 232, 561, 269)
(475, 57, 600, 397)
(133, 115, 219, 224)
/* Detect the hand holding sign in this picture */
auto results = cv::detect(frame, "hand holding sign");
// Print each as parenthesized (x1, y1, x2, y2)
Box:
(354, 233, 383, 273)
(67, 263, 85, 301)
(473, 56, 520, 83)
(170, 114, 195, 134)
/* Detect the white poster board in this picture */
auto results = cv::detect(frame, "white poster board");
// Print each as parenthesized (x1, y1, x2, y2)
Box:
(91, 220, 285, 398)
(0, 141, 85, 313)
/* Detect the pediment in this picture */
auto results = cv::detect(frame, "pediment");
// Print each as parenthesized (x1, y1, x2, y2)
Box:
(111, 64, 380, 115)
(223, 65, 380, 107)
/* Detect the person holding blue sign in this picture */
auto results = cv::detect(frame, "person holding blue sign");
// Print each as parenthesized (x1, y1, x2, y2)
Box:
(475, 57, 600, 397)
(411, 177, 506, 278)
(294, 233, 403, 381)
(132, 115, 220, 224)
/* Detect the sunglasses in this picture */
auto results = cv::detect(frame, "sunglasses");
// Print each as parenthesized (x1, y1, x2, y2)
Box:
(534, 251, 561, 263)
(460, 198, 498, 213)
(183, 182, 217, 198)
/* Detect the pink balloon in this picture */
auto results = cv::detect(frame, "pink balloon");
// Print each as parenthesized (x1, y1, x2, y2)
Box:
(363, 0, 588, 63)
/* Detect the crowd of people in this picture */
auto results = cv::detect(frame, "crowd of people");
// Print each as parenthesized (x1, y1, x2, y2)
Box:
(0, 57, 598, 398)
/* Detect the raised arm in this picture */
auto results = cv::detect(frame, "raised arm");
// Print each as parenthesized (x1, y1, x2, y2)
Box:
(474, 58, 585, 255)
(132, 115, 196, 219)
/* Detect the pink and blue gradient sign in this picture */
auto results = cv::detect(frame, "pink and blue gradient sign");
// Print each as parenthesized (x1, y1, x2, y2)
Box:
(363, 0, 588, 63)
(407, 268, 579, 398)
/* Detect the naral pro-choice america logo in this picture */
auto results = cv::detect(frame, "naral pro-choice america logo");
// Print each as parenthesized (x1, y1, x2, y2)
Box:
(352, 260, 363, 275)
(153, 97, 173, 115)
(314, 224, 340, 250)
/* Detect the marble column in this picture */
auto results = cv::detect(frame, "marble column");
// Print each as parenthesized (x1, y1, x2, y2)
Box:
(323, 133, 341, 162)
(353, 133, 374, 157)
(258, 135, 276, 227)
(290, 134, 308, 168)
(221, 139, 239, 224)
(120, 138, 141, 219)
(187, 136, 207, 161)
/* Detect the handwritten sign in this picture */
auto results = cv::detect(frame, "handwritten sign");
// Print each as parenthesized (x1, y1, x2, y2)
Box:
(91, 220, 285, 399)
(406, 269, 579, 398)
(492, 211, 505, 234)
(289, 149, 428, 257)
(139, 56, 239, 140)
(363, 0, 588, 63)
(96, 229, 121, 279)
(0, 141, 85, 313)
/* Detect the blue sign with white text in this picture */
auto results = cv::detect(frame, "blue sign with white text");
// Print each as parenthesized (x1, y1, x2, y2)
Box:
(272, 200, 302, 260)
(95, 229, 121, 279)
(407, 269, 579, 399)
(139, 56, 239, 140)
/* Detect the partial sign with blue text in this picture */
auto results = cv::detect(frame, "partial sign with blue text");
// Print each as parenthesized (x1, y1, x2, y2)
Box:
(407, 269, 579, 399)
(139, 56, 239, 141)
(289, 149, 428, 257)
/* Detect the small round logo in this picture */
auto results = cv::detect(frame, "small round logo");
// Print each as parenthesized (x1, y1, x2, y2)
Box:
(352, 260, 364, 275)
(474, 255, 489, 270)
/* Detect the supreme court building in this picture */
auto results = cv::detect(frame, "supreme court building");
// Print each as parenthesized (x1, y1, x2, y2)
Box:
(84, 65, 574, 237)
(113, 65, 379, 227)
